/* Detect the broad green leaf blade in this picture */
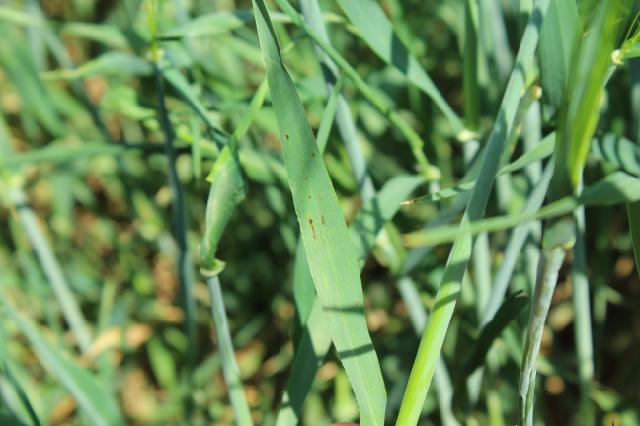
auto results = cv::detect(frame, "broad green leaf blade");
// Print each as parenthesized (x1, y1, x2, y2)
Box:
(2, 301, 123, 426)
(335, 0, 465, 135)
(538, 0, 580, 109)
(252, 1, 386, 422)
(627, 201, 640, 275)
(278, 175, 423, 424)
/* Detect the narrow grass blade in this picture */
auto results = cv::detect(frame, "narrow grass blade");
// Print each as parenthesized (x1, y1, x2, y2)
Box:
(0, 326, 40, 426)
(1, 300, 122, 426)
(480, 161, 554, 326)
(6, 186, 92, 352)
(397, 277, 460, 426)
(252, 1, 386, 422)
(315, 75, 345, 153)
(404, 172, 640, 247)
(43, 52, 152, 80)
(0, 142, 168, 169)
(395, 2, 552, 423)
(160, 10, 253, 39)
(60, 22, 128, 49)
(207, 276, 254, 425)
(402, 132, 555, 205)
(335, 0, 465, 135)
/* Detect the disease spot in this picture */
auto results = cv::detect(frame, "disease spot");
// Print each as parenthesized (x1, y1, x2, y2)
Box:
(308, 218, 316, 239)
(312, 152, 316, 158)
(321, 215, 326, 224)
(285, 133, 290, 140)
(307, 195, 311, 199)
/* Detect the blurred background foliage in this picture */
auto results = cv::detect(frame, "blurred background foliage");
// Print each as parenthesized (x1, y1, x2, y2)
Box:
(0, 0, 639, 425)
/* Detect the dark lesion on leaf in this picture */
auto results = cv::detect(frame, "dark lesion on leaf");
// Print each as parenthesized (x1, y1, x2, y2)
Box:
(284, 132, 289, 140)
(321, 215, 326, 225)
(308, 218, 316, 239)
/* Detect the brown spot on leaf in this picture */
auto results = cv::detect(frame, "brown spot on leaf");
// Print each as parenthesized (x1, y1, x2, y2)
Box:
(308, 218, 316, 239)
(321, 215, 326, 224)
(284, 133, 289, 140)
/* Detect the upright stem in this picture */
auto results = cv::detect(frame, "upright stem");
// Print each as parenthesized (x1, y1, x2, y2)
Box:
(571, 206, 595, 426)
(208, 276, 254, 426)
(153, 62, 198, 361)
(518, 217, 574, 426)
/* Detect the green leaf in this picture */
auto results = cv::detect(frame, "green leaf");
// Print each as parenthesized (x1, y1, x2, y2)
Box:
(578, 172, 640, 206)
(277, 175, 423, 424)
(200, 147, 245, 275)
(252, 0, 386, 422)
(335, 0, 465, 135)
(592, 134, 640, 177)
(61, 23, 129, 49)
(160, 10, 253, 39)
(42, 52, 152, 80)
(538, 0, 581, 109)
(551, 0, 635, 199)
(1, 301, 123, 426)
(402, 132, 555, 205)
(627, 201, 640, 276)
(404, 172, 640, 248)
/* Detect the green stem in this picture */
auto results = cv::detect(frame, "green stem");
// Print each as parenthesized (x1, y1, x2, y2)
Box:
(571, 206, 595, 426)
(153, 62, 198, 361)
(208, 276, 254, 426)
(518, 242, 566, 426)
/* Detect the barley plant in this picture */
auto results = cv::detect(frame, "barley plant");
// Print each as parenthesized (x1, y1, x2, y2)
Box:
(1, 0, 640, 425)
